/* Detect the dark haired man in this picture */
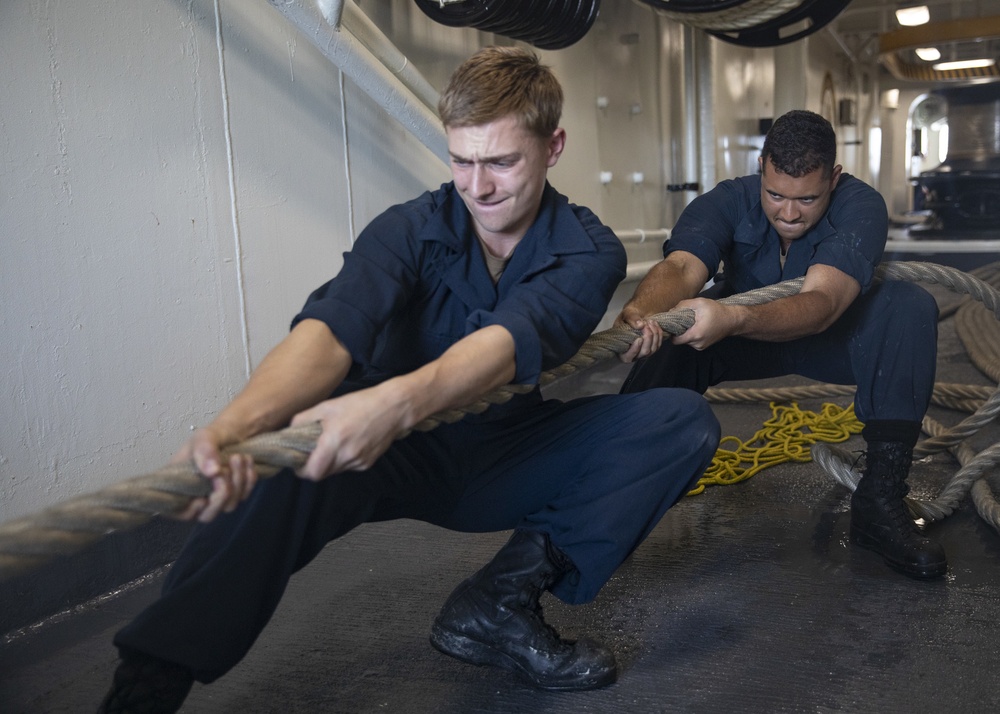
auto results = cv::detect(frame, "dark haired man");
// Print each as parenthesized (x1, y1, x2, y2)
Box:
(617, 109, 944, 581)
(96, 46, 720, 712)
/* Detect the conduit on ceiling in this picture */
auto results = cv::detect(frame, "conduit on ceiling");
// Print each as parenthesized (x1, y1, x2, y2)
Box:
(879, 16, 1000, 83)
(635, 0, 851, 47)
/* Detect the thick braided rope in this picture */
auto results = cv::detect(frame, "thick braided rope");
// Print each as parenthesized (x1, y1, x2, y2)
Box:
(704, 382, 991, 410)
(410, 276, 806, 432)
(1, 261, 998, 581)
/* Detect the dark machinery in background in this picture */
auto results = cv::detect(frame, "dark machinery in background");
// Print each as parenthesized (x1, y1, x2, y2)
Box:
(914, 84, 1000, 234)
(414, 0, 851, 50)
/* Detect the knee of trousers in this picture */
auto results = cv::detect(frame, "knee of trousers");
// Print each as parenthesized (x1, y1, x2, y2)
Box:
(859, 282, 938, 366)
(871, 280, 939, 325)
(635, 388, 721, 455)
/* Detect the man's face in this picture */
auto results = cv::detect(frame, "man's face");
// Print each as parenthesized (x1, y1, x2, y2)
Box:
(447, 115, 565, 246)
(759, 156, 842, 246)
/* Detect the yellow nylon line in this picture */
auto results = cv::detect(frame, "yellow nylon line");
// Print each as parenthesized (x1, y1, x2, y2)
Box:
(688, 402, 863, 496)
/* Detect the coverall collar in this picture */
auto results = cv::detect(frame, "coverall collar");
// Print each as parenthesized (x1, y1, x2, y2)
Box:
(733, 176, 838, 285)
(417, 182, 599, 305)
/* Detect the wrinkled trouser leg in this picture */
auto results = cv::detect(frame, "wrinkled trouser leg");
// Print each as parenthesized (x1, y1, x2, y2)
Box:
(114, 388, 719, 680)
(621, 280, 938, 425)
(431, 389, 720, 604)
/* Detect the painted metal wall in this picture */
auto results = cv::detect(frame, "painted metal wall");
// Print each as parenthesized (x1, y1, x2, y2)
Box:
(0, 0, 451, 523)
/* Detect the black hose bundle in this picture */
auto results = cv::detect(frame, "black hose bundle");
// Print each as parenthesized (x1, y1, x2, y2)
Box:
(414, 0, 601, 50)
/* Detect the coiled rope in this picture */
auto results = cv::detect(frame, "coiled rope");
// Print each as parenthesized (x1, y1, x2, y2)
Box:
(692, 400, 863, 495)
(643, 0, 801, 31)
(815, 261, 1000, 529)
(1, 260, 998, 581)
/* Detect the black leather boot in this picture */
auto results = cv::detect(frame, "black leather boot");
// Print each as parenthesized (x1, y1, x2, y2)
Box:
(850, 441, 947, 579)
(97, 649, 193, 714)
(429, 530, 617, 691)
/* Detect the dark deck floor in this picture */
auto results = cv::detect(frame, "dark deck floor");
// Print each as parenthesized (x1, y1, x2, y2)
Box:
(2, 282, 999, 714)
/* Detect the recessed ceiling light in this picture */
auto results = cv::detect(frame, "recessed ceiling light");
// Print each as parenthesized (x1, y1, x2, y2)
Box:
(915, 47, 941, 61)
(931, 58, 996, 71)
(895, 6, 930, 26)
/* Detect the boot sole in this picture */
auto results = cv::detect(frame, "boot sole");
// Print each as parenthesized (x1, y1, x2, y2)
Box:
(429, 622, 616, 692)
(850, 528, 947, 580)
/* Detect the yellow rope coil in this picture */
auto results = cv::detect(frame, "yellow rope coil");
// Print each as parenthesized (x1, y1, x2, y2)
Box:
(690, 401, 863, 495)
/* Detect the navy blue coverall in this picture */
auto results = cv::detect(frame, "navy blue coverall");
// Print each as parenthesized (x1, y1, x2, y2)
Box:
(622, 172, 938, 432)
(115, 182, 720, 682)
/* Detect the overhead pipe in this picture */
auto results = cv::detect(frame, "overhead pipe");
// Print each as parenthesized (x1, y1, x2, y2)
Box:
(682, 23, 701, 197)
(694, 28, 716, 196)
(615, 229, 671, 244)
(338, 1, 441, 114)
(267, 0, 448, 163)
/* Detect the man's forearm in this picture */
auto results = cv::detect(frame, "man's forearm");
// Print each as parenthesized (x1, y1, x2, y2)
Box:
(623, 253, 709, 319)
(210, 319, 353, 443)
(379, 324, 517, 432)
(729, 263, 860, 342)
(722, 292, 841, 342)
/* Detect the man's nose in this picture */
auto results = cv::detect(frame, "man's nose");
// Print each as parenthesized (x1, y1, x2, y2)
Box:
(469, 165, 493, 197)
(777, 201, 798, 222)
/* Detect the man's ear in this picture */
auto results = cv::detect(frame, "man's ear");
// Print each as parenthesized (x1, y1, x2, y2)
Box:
(829, 163, 843, 189)
(546, 128, 567, 168)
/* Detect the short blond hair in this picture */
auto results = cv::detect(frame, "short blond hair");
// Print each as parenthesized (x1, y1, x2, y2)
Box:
(438, 46, 563, 138)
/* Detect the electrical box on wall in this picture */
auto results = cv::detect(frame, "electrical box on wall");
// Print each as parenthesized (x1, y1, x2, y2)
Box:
(838, 98, 857, 126)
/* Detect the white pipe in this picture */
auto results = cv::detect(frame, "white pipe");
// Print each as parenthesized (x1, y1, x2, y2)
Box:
(626, 259, 660, 281)
(886, 227, 1000, 253)
(614, 228, 671, 244)
(268, 0, 448, 163)
(682, 24, 700, 198)
(619, 232, 998, 287)
(886, 239, 1000, 254)
(616, 225, 1000, 250)
(695, 30, 716, 198)
(340, 2, 441, 114)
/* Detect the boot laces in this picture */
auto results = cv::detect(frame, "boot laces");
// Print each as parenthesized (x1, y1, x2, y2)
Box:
(531, 605, 572, 651)
(882, 492, 919, 532)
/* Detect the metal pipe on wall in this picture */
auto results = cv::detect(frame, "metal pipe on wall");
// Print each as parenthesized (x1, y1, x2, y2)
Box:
(693, 28, 716, 197)
(682, 23, 700, 198)
(340, 1, 441, 114)
(615, 228, 671, 244)
(267, 0, 448, 163)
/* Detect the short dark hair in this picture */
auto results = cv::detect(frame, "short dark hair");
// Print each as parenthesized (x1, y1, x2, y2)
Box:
(760, 110, 837, 178)
(438, 46, 563, 138)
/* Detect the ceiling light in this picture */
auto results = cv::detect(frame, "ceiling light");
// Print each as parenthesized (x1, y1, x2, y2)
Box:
(931, 58, 996, 71)
(914, 47, 941, 61)
(895, 6, 930, 26)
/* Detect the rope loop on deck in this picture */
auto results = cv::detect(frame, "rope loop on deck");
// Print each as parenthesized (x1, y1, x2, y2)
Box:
(720, 261, 1000, 534)
(1, 260, 999, 581)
